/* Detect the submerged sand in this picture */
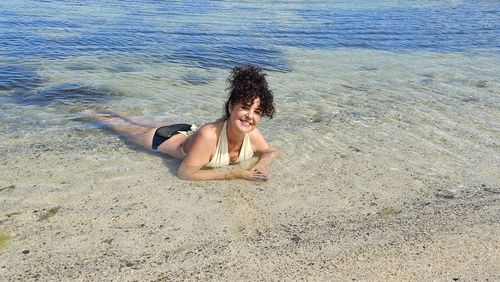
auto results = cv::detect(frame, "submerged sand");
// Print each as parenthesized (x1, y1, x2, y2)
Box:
(1, 124, 498, 280)
(1, 49, 499, 280)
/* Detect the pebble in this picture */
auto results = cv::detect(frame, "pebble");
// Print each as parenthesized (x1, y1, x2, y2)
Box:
(291, 234, 301, 243)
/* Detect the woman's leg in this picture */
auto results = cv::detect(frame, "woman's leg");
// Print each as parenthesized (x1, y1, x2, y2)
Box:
(98, 109, 167, 128)
(81, 109, 156, 149)
(81, 109, 188, 159)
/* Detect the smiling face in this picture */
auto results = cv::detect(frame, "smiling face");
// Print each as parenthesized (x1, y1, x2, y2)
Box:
(224, 65, 275, 121)
(228, 97, 262, 134)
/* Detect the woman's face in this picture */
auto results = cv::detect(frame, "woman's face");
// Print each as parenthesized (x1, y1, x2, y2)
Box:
(228, 97, 262, 134)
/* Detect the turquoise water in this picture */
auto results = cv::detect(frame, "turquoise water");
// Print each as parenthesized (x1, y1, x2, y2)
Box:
(0, 0, 498, 176)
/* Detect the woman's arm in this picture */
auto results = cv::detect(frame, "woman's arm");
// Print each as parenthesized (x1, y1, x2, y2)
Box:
(178, 161, 270, 181)
(177, 124, 269, 181)
(178, 164, 240, 180)
(178, 164, 267, 181)
(250, 146, 279, 172)
(248, 128, 279, 178)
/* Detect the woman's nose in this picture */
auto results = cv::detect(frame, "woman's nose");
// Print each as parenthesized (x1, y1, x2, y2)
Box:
(247, 111, 255, 119)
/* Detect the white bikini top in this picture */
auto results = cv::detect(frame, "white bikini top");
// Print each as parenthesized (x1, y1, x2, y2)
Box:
(205, 120, 254, 168)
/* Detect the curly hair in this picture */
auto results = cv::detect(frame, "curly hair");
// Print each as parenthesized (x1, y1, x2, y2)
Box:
(224, 64, 275, 119)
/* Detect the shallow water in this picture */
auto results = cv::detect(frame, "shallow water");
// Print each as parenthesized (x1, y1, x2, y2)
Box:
(0, 0, 499, 183)
(0, 3, 499, 280)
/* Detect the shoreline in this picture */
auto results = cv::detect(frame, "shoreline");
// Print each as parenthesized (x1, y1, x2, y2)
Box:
(1, 125, 498, 280)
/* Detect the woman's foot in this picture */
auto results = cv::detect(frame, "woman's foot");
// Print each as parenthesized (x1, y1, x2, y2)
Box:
(80, 108, 114, 121)
(80, 108, 97, 118)
(80, 108, 161, 128)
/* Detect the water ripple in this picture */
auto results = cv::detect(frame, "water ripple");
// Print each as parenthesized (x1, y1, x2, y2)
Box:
(1, 1, 498, 71)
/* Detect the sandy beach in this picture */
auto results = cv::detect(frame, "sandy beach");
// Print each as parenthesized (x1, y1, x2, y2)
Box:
(1, 70, 499, 280)
(0, 0, 499, 278)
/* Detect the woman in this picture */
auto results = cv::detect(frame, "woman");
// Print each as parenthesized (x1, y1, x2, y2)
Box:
(82, 64, 278, 181)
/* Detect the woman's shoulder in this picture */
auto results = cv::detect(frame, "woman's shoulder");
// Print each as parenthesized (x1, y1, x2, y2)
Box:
(195, 120, 224, 140)
(183, 120, 221, 156)
(248, 127, 271, 153)
(248, 126, 263, 139)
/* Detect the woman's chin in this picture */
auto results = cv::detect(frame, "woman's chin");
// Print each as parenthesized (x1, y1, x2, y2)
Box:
(237, 122, 255, 133)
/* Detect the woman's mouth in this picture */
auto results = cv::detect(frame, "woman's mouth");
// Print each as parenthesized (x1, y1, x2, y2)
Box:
(240, 120, 252, 127)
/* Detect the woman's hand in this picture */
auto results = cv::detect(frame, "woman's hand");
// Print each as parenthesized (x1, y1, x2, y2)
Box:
(243, 169, 271, 182)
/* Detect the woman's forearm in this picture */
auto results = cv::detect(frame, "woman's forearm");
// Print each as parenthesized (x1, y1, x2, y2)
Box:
(178, 147, 279, 181)
(250, 147, 279, 171)
(178, 166, 244, 181)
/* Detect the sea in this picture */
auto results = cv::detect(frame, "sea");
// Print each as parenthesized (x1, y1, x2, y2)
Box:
(0, 0, 498, 181)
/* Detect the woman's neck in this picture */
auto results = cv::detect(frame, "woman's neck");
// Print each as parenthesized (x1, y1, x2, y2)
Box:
(225, 120, 244, 148)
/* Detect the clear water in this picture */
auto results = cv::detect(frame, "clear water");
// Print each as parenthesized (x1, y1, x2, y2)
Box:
(0, 0, 499, 183)
(1, 3, 499, 279)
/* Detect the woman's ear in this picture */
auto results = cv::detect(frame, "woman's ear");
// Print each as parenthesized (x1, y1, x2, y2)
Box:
(228, 102, 233, 113)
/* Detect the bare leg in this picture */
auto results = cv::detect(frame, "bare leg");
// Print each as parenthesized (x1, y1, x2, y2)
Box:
(81, 109, 156, 149)
(81, 109, 187, 159)
(98, 109, 167, 128)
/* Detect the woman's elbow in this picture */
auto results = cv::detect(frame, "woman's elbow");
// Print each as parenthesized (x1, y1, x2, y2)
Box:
(269, 147, 280, 159)
(177, 167, 194, 181)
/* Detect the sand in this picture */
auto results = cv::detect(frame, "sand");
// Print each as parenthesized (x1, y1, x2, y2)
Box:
(1, 107, 499, 281)
(1, 48, 499, 281)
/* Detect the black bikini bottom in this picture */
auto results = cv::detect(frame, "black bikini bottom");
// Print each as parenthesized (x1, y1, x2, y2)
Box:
(152, 123, 194, 150)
